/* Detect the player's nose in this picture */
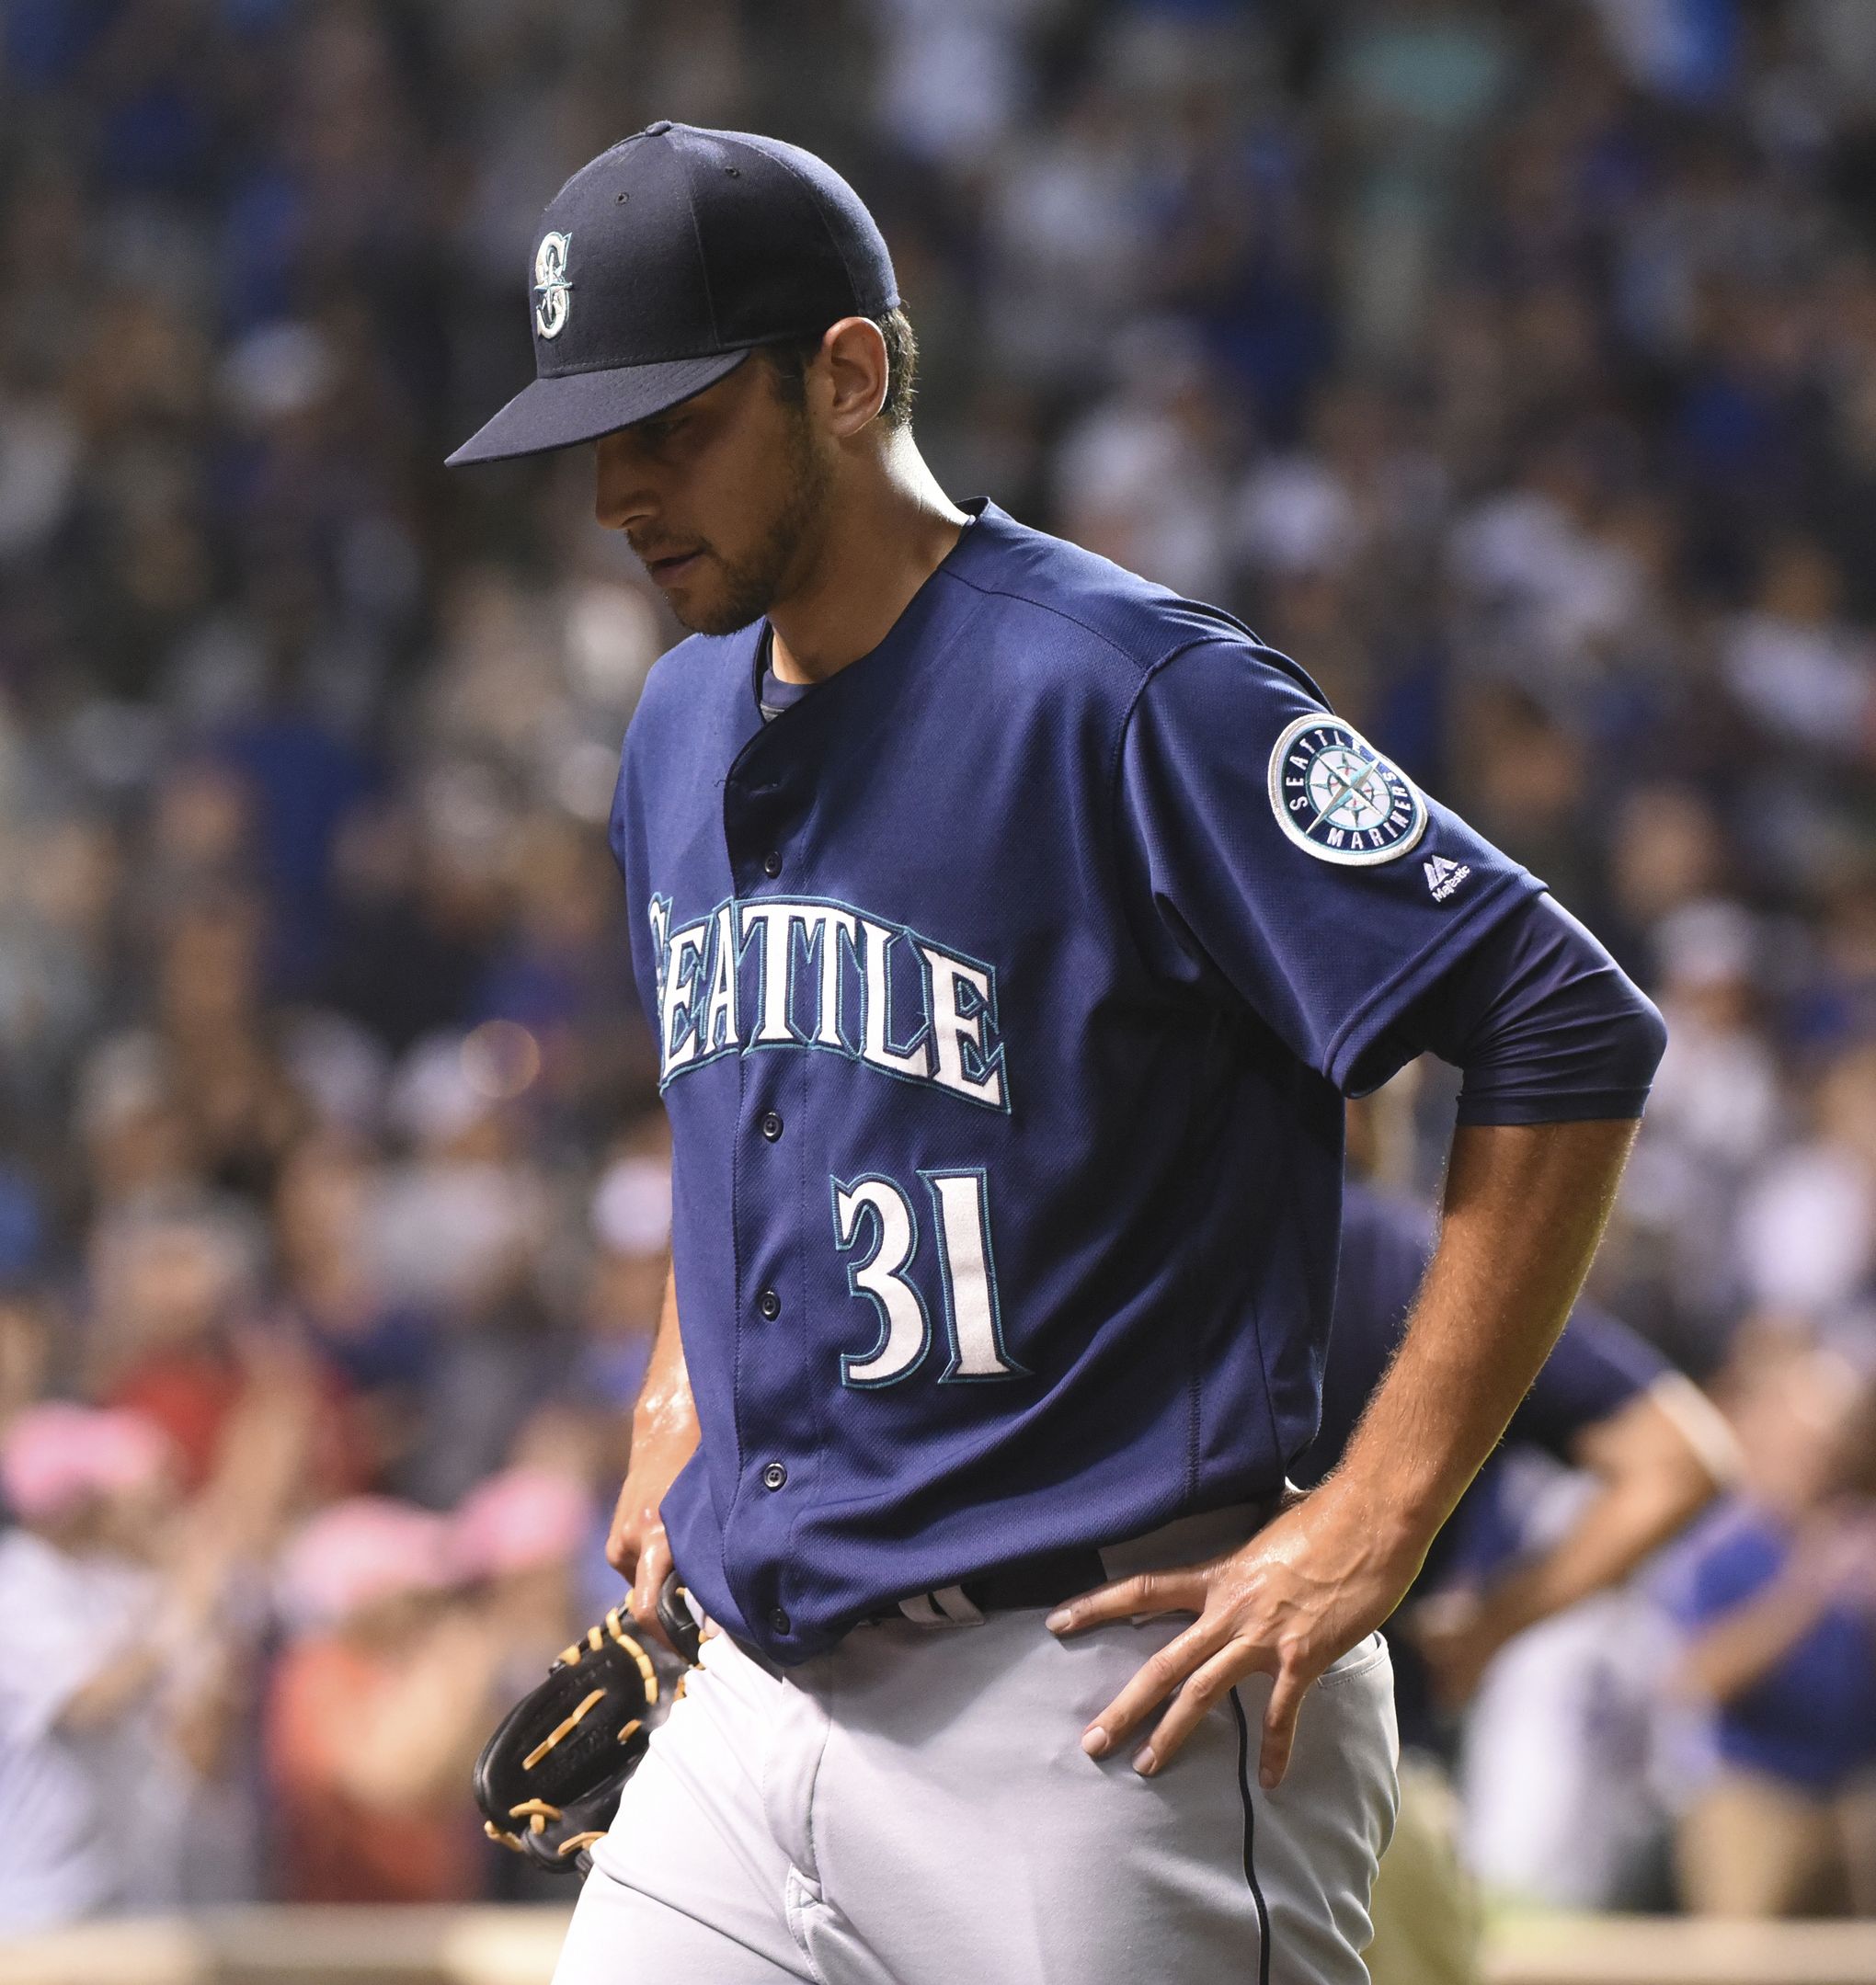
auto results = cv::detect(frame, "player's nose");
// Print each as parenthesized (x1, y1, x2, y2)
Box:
(593, 434, 658, 533)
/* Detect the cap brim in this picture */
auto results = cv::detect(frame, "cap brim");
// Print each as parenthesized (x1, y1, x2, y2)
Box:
(445, 348, 752, 465)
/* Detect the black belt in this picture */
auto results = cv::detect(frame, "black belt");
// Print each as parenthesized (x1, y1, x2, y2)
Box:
(860, 1545, 1109, 1626)
(861, 1489, 1287, 1629)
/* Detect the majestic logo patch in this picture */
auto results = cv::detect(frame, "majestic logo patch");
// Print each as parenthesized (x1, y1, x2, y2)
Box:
(1266, 715, 1427, 866)
(533, 232, 573, 339)
(1424, 854, 1470, 902)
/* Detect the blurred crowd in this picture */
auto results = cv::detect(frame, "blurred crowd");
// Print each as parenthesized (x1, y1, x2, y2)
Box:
(0, 0, 1873, 1934)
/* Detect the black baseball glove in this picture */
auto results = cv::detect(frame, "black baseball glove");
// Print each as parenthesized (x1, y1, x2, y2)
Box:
(475, 1574, 702, 1874)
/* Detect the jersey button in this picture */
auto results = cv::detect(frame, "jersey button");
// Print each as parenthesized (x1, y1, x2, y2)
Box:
(761, 1461, 787, 1491)
(770, 1607, 791, 1635)
(762, 850, 783, 877)
(758, 1288, 781, 1319)
(761, 1111, 784, 1141)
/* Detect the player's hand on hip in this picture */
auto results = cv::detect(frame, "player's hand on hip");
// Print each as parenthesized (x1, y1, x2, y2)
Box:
(1046, 1483, 1419, 1787)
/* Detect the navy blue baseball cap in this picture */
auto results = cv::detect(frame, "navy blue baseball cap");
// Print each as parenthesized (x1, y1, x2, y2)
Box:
(447, 122, 899, 466)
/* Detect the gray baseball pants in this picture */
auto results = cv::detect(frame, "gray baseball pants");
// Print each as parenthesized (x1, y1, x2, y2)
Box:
(554, 1526, 1398, 1985)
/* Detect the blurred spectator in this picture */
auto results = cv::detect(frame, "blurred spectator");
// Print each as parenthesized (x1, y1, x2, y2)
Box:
(373, 1032, 563, 1508)
(1051, 324, 1238, 601)
(1738, 1042, 1876, 1338)
(270, 1135, 437, 1492)
(266, 1497, 498, 1902)
(1664, 1337, 1876, 1914)
(1619, 900, 1783, 1367)
(87, 1193, 360, 1517)
(1722, 537, 1876, 761)
(0, 1295, 49, 1432)
(581, 1146, 671, 1418)
(0, 1404, 252, 1925)
(82, 890, 312, 1202)
(454, 1465, 595, 1721)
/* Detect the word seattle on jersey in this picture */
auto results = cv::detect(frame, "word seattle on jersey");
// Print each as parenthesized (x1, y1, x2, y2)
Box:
(648, 894, 1008, 1112)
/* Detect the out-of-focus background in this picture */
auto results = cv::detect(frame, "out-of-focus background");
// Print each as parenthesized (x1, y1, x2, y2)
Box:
(1, 0, 1874, 1978)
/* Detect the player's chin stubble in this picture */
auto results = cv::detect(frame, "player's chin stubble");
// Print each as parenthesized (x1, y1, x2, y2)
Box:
(668, 410, 832, 637)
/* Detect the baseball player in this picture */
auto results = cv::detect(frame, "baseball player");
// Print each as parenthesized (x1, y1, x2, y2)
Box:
(448, 122, 1668, 1985)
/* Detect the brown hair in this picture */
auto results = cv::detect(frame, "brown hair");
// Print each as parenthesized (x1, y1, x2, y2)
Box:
(762, 307, 918, 430)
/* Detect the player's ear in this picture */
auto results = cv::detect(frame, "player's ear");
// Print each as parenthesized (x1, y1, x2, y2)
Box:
(818, 316, 890, 439)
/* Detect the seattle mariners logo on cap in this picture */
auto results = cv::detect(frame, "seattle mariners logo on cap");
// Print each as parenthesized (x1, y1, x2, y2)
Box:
(1267, 714, 1427, 865)
(533, 232, 573, 339)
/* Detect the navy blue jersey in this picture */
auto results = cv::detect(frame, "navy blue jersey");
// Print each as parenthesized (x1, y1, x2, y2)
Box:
(610, 501, 1545, 1662)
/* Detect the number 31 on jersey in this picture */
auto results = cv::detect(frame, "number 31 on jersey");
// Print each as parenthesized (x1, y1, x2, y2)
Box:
(830, 1169, 1025, 1388)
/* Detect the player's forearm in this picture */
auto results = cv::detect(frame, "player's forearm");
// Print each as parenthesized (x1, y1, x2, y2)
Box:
(612, 1264, 699, 1616)
(1321, 1119, 1641, 1569)
(630, 1264, 698, 1456)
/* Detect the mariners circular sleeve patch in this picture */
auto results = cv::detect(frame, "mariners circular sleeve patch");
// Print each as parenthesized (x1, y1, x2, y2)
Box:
(1265, 714, 1428, 866)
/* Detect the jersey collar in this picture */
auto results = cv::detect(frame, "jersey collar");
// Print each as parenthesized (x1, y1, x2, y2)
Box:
(743, 497, 1003, 720)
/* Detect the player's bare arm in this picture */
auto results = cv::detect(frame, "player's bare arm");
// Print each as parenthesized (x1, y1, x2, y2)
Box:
(1051, 1116, 1640, 1786)
(1408, 1373, 1736, 1706)
(605, 1264, 697, 1651)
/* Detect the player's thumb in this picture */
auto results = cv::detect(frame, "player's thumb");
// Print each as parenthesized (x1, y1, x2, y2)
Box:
(630, 1527, 672, 1626)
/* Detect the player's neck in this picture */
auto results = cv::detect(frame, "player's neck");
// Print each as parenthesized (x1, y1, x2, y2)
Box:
(767, 437, 968, 686)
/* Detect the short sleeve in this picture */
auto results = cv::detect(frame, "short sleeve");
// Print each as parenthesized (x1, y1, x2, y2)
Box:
(1115, 639, 1546, 1091)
